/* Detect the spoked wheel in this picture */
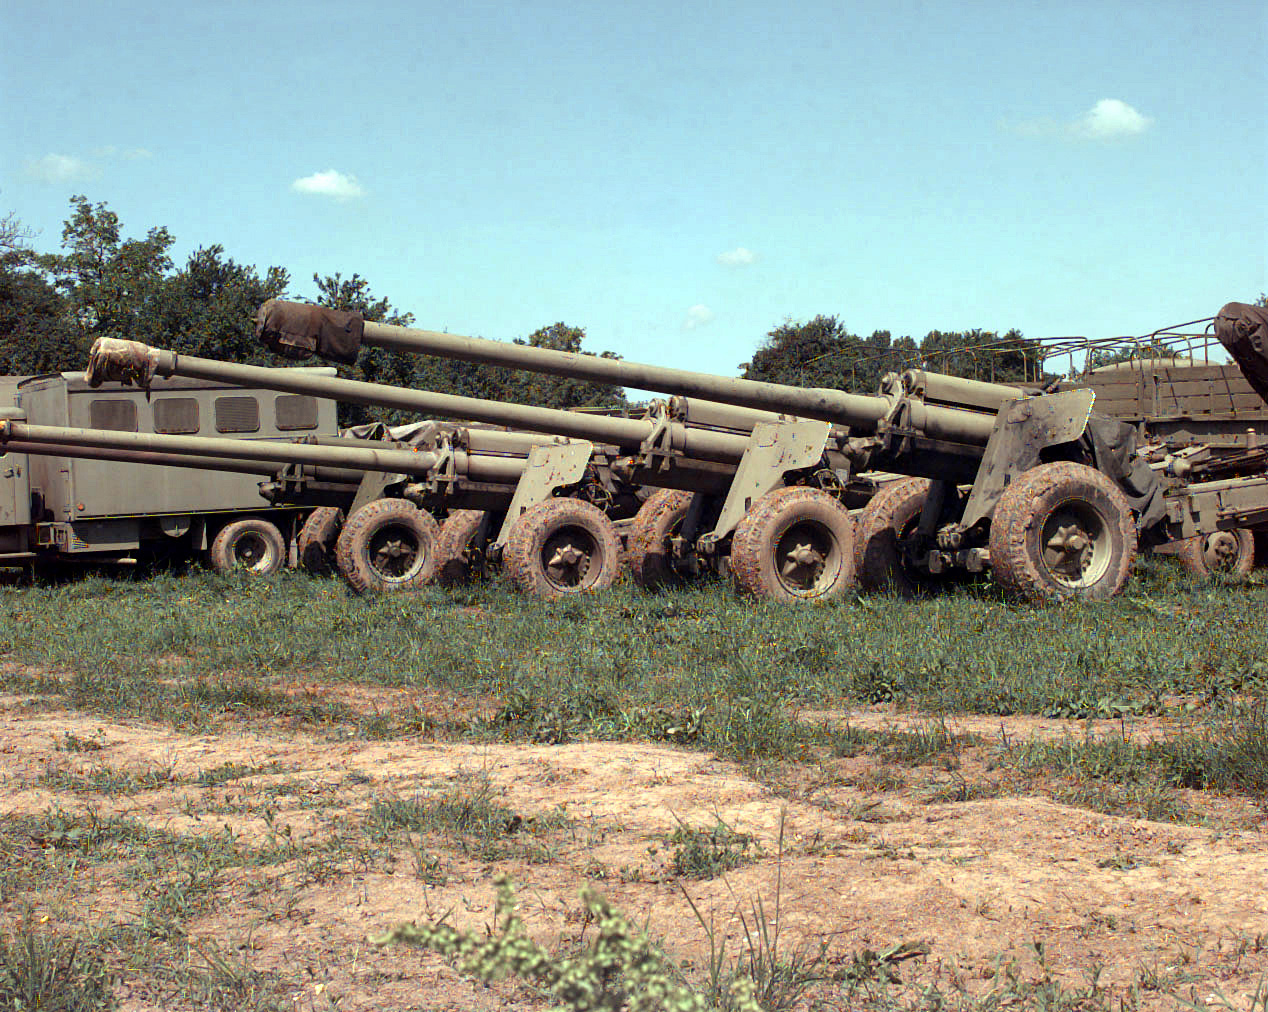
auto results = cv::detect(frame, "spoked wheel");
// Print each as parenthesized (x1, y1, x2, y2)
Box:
(730, 486, 855, 602)
(989, 462, 1135, 603)
(504, 499, 621, 599)
(434, 509, 495, 587)
(209, 517, 286, 576)
(626, 489, 696, 590)
(297, 507, 344, 576)
(853, 477, 957, 597)
(335, 498, 440, 594)
(1177, 528, 1255, 576)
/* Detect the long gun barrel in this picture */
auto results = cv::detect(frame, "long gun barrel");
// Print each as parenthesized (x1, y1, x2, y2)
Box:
(251, 299, 1002, 446)
(83, 342, 764, 464)
(0, 417, 440, 476)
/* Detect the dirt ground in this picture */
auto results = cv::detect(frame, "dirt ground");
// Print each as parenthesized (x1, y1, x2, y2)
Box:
(1, 684, 1265, 1011)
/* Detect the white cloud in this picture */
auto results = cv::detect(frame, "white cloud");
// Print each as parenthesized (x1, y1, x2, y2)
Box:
(291, 169, 365, 200)
(716, 246, 757, 268)
(1006, 98, 1153, 141)
(1071, 99, 1152, 140)
(684, 304, 715, 330)
(24, 153, 95, 184)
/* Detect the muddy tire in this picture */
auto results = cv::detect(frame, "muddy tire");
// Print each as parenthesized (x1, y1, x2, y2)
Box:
(853, 477, 941, 596)
(626, 490, 695, 590)
(434, 509, 493, 587)
(503, 499, 621, 599)
(209, 517, 286, 576)
(1177, 528, 1255, 576)
(989, 462, 1135, 603)
(297, 507, 344, 576)
(730, 486, 855, 602)
(335, 498, 440, 594)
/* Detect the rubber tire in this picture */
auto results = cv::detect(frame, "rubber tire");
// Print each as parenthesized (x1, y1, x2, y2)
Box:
(209, 517, 286, 576)
(297, 507, 344, 576)
(334, 498, 440, 594)
(1177, 528, 1255, 576)
(503, 498, 622, 599)
(853, 476, 941, 597)
(989, 461, 1136, 604)
(730, 486, 856, 602)
(626, 489, 695, 590)
(434, 509, 493, 587)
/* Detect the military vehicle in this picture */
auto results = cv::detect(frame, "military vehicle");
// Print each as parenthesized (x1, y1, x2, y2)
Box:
(79, 300, 1268, 604)
(0, 371, 338, 575)
(1059, 313, 1268, 577)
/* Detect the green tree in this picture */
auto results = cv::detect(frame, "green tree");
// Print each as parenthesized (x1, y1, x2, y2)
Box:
(740, 316, 920, 393)
(498, 323, 627, 411)
(918, 328, 1045, 385)
(0, 212, 81, 375)
(311, 271, 421, 425)
(163, 245, 291, 362)
(38, 195, 175, 347)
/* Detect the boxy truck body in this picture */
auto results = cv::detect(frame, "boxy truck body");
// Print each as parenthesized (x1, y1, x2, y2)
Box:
(0, 370, 338, 566)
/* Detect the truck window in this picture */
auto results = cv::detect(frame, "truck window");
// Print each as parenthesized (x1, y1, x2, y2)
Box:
(215, 396, 260, 433)
(90, 399, 139, 432)
(154, 397, 200, 434)
(275, 395, 318, 431)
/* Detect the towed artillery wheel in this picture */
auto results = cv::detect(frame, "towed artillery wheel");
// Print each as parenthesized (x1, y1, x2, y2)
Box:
(209, 517, 286, 576)
(853, 477, 949, 597)
(297, 507, 344, 576)
(626, 489, 695, 590)
(504, 498, 622, 599)
(1177, 528, 1255, 577)
(434, 509, 494, 587)
(335, 498, 440, 594)
(730, 486, 855, 602)
(988, 461, 1135, 603)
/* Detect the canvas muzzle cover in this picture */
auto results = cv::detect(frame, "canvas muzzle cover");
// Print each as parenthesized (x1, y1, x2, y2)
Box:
(85, 337, 162, 389)
(255, 299, 365, 366)
(1215, 302, 1268, 405)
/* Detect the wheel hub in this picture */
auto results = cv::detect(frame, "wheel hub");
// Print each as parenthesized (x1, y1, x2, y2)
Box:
(544, 533, 593, 588)
(1203, 532, 1241, 570)
(370, 529, 419, 578)
(774, 521, 839, 595)
(234, 534, 266, 569)
(781, 541, 826, 585)
(1041, 508, 1110, 587)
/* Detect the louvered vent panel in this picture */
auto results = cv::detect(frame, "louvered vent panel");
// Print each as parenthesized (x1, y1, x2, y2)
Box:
(214, 396, 260, 433)
(89, 399, 138, 432)
(153, 397, 200, 434)
(275, 395, 318, 431)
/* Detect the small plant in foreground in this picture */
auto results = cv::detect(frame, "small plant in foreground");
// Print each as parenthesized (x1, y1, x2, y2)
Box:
(0, 915, 117, 1011)
(668, 818, 756, 880)
(372, 877, 766, 1011)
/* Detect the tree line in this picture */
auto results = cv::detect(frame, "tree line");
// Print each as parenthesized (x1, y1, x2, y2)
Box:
(0, 198, 626, 425)
(10, 198, 1256, 425)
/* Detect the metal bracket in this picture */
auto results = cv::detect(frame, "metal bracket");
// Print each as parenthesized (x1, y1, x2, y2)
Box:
(697, 418, 831, 548)
(348, 469, 402, 518)
(958, 389, 1096, 530)
(636, 403, 681, 472)
(492, 441, 594, 547)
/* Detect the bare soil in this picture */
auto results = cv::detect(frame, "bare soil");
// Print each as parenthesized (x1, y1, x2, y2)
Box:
(1, 684, 1265, 1011)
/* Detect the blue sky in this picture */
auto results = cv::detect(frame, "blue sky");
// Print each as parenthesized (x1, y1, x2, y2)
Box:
(3, 0, 1265, 375)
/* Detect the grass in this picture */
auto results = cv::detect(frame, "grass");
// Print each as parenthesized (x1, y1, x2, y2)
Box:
(368, 770, 572, 862)
(667, 817, 757, 879)
(0, 557, 1265, 1008)
(0, 915, 116, 1011)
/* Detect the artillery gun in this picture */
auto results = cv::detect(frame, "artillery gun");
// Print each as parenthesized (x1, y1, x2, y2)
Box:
(81, 300, 1268, 603)
(82, 330, 883, 600)
(258, 298, 1268, 602)
(0, 406, 635, 592)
